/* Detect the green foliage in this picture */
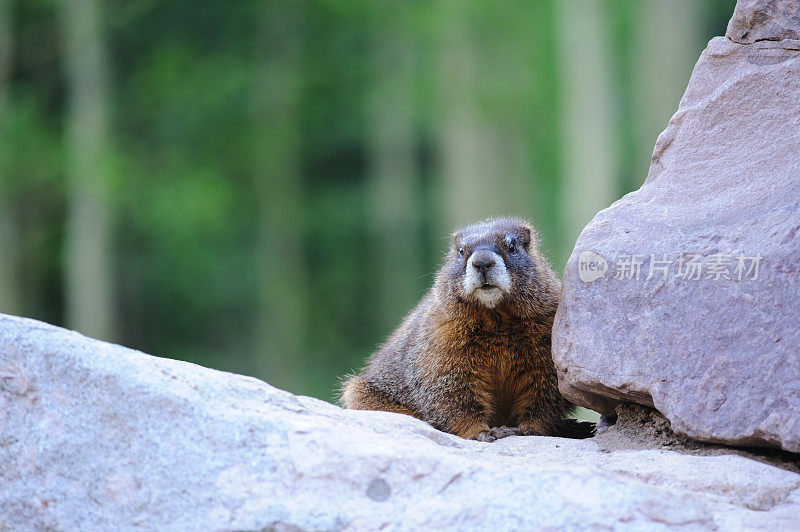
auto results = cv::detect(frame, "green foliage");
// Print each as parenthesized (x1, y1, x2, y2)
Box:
(3, 0, 735, 402)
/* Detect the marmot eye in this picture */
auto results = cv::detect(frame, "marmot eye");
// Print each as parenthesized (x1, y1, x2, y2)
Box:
(507, 238, 517, 254)
(458, 247, 465, 256)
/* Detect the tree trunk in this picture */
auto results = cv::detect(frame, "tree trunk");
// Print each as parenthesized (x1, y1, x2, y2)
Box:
(555, 0, 618, 246)
(253, 2, 306, 390)
(366, 10, 422, 332)
(436, 4, 489, 237)
(61, 0, 115, 340)
(634, 0, 700, 184)
(0, 0, 20, 316)
(436, 3, 532, 240)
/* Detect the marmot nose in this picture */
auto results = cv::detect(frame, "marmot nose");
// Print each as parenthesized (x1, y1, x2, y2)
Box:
(472, 255, 495, 274)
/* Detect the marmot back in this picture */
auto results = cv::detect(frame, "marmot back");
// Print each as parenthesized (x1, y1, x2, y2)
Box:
(340, 217, 594, 441)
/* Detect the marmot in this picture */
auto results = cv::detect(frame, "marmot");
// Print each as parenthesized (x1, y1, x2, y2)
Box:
(340, 217, 594, 442)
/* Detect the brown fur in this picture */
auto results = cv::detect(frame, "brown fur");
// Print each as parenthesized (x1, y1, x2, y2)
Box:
(340, 217, 593, 440)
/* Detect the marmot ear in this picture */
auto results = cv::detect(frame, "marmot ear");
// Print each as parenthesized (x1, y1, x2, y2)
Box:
(520, 226, 532, 246)
(451, 232, 460, 250)
(520, 224, 539, 256)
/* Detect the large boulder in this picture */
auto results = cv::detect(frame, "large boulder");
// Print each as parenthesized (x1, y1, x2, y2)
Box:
(553, 0, 800, 452)
(1, 313, 799, 530)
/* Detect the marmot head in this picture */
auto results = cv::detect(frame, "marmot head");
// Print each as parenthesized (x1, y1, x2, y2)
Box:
(436, 217, 554, 311)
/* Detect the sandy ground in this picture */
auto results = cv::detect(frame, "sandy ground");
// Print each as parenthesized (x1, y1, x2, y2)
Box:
(593, 404, 800, 474)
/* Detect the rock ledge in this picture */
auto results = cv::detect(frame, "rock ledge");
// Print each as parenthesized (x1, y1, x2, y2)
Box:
(1, 314, 799, 531)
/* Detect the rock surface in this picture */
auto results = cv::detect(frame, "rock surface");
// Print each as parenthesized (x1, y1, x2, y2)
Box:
(553, 0, 800, 452)
(726, 0, 800, 44)
(1, 314, 800, 531)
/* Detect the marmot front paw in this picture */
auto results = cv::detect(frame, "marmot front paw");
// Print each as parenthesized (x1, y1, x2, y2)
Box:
(473, 426, 524, 442)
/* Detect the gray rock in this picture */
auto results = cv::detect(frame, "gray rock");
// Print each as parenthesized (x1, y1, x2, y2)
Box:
(1, 314, 800, 531)
(553, 2, 800, 452)
(726, 0, 800, 44)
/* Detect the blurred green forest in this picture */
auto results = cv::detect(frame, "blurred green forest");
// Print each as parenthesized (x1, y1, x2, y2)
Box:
(0, 0, 734, 402)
